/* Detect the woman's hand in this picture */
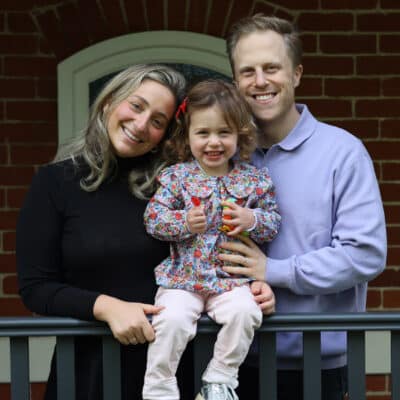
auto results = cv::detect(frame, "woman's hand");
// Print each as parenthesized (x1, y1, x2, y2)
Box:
(221, 200, 255, 236)
(93, 294, 163, 345)
(219, 234, 267, 282)
(251, 281, 275, 315)
(187, 205, 207, 234)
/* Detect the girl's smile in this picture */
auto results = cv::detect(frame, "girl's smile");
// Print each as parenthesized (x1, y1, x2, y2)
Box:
(188, 105, 238, 176)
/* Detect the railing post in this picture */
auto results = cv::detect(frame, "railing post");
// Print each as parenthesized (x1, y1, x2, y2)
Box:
(347, 331, 366, 400)
(56, 336, 76, 400)
(10, 337, 30, 400)
(102, 336, 121, 400)
(259, 332, 277, 400)
(392, 331, 400, 400)
(303, 331, 321, 400)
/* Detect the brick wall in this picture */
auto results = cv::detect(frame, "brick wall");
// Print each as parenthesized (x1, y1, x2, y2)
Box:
(0, 0, 399, 398)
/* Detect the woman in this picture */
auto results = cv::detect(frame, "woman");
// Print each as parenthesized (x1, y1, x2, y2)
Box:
(16, 64, 194, 399)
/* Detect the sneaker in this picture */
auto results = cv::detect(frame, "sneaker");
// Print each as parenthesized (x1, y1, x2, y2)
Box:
(195, 383, 238, 400)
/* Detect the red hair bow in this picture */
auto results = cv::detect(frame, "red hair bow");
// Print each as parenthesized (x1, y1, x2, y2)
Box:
(175, 97, 188, 119)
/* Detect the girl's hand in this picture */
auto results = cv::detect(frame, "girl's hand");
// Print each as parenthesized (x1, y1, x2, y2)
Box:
(93, 294, 163, 345)
(221, 200, 255, 236)
(250, 281, 275, 315)
(187, 205, 207, 234)
(219, 234, 267, 282)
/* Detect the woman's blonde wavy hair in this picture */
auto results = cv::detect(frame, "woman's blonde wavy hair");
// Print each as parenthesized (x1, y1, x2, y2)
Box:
(54, 64, 186, 199)
(164, 79, 257, 164)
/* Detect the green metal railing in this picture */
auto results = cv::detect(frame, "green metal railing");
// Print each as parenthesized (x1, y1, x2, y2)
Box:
(1, 312, 400, 400)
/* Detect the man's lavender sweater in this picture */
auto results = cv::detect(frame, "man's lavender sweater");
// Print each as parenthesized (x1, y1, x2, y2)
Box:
(252, 104, 387, 369)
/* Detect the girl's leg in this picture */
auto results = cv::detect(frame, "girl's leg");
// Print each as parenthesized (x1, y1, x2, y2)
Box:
(143, 287, 204, 400)
(203, 285, 263, 389)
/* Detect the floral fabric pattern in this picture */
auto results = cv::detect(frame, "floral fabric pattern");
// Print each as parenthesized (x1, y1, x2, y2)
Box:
(144, 160, 280, 295)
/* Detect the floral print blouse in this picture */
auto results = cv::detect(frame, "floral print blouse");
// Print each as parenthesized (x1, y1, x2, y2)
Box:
(144, 160, 280, 295)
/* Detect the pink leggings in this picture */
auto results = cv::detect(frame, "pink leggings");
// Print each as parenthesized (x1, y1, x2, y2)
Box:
(142, 285, 263, 400)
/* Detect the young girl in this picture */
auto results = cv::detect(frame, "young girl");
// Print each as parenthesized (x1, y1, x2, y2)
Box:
(142, 80, 280, 400)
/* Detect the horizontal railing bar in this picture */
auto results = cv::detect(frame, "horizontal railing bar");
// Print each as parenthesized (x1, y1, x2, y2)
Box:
(1, 313, 400, 338)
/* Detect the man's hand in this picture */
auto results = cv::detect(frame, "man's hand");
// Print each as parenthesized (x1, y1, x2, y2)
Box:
(219, 234, 267, 282)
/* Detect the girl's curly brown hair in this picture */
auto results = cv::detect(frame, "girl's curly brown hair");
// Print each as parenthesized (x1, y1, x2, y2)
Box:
(163, 79, 257, 164)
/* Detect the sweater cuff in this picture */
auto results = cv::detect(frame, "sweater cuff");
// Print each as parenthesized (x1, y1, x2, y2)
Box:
(266, 257, 292, 289)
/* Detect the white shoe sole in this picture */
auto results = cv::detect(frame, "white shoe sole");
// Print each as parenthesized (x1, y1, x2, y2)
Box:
(194, 394, 204, 400)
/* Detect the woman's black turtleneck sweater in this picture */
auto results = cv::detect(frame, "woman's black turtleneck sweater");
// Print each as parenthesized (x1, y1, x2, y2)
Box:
(16, 156, 193, 399)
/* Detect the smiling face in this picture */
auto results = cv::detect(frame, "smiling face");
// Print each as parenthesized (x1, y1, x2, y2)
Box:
(106, 79, 176, 158)
(233, 30, 303, 141)
(188, 105, 238, 176)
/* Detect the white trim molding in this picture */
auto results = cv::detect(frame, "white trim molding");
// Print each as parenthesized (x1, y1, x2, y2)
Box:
(57, 31, 231, 145)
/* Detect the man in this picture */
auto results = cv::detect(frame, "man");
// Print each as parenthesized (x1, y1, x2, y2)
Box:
(218, 14, 387, 400)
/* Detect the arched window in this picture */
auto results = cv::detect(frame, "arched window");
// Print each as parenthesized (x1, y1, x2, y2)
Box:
(57, 31, 231, 146)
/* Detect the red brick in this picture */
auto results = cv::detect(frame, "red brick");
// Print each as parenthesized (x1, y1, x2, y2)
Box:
(275, 10, 295, 22)
(10, 144, 56, 165)
(8, 12, 37, 33)
(382, 289, 400, 309)
(374, 161, 381, 180)
(35, 9, 71, 60)
(226, 1, 252, 34)
(320, 34, 376, 54)
(7, 187, 28, 209)
(0, 188, 5, 208)
(357, 99, 400, 118)
(0, 144, 7, 164)
(358, 13, 400, 31)
(380, 183, 400, 202)
(4, 56, 56, 77)
(367, 289, 382, 308)
(300, 34, 317, 53)
(387, 227, 400, 245)
(330, 119, 379, 139)
(0, 34, 37, 54)
(381, 119, 400, 139)
(0, 166, 34, 185)
(77, 0, 108, 43)
(380, 34, 400, 53)
(365, 141, 400, 160)
(0, 384, 10, 400)
(385, 205, 400, 225)
(0, 122, 57, 143)
(321, 0, 379, 8)
(6, 100, 57, 122)
(0, 298, 31, 316)
(382, 78, 400, 97)
(0, 78, 35, 99)
(303, 55, 353, 75)
(31, 383, 47, 400)
(358, 56, 400, 75)
(387, 246, 400, 266)
(252, 2, 275, 16)
(37, 78, 57, 99)
(382, 163, 400, 181)
(299, 99, 352, 118)
(100, 0, 128, 36)
(168, 0, 187, 30)
(39, 36, 53, 55)
(325, 78, 379, 97)
(146, 0, 165, 30)
(381, 0, 400, 7)
(366, 374, 388, 392)
(0, 0, 41, 10)
(298, 13, 354, 31)
(3, 231, 16, 252)
(207, 0, 231, 36)
(56, 3, 92, 55)
(0, 253, 16, 272)
(265, 0, 318, 8)
(296, 77, 322, 97)
(187, 0, 208, 32)
(3, 274, 18, 295)
(371, 268, 400, 287)
(123, 0, 147, 31)
(366, 396, 391, 400)
(0, 13, 4, 32)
